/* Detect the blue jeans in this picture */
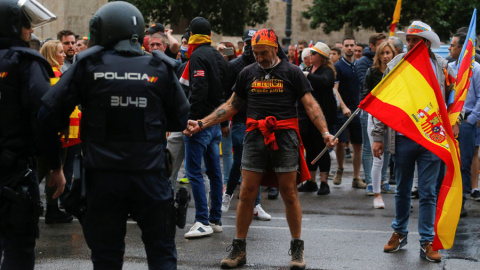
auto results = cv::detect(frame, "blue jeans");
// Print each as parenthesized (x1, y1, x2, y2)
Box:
(221, 129, 233, 185)
(459, 121, 477, 203)
(392, 136, 440, 244)
(361, 110, 372, 184)
(184, 125, 223, 225)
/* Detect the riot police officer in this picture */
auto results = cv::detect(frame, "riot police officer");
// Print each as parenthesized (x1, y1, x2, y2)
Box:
(0, 0, 65, 269)
(39, 2, 189, 269)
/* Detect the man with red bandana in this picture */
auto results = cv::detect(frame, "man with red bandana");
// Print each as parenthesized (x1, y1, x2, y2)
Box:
(184, 28, 337, 270)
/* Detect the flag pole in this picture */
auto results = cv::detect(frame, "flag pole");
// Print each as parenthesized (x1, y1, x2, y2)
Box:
(311, 108, 361, 165)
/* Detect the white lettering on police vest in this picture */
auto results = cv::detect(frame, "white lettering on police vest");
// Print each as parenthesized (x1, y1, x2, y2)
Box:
(95, 72, 150, 81)
(111, 96, 147, 108)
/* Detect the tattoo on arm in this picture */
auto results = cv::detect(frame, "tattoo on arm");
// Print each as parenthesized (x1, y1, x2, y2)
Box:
(216, 109, 226, 118)
(312, 115, 326, 123)
(231, 94, 245, 110)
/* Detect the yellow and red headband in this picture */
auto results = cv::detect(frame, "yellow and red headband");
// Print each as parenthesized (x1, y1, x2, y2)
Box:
(252, 29, 278, 48)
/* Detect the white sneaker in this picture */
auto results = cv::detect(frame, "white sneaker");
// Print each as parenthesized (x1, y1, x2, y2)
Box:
(253, 204, 271, 221)
(373, 196, 385, 209)
(209, 221, 223, 233)
(329, 150, 337, 160)
(221, 193, 232, 213)
(184, 222, 213, 238)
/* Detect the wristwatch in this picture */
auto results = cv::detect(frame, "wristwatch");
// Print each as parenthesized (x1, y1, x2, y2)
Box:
(322, 132, 330, 137)
(197, 120, 204, 130)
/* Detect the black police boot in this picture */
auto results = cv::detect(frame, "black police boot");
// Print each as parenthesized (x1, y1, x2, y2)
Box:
(45, 204, 74, 224)
(268, 187, 279, 200)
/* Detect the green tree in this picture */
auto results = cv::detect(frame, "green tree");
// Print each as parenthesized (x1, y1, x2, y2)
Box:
(111, 0, 269, 36)
(302, 0, 480, 41)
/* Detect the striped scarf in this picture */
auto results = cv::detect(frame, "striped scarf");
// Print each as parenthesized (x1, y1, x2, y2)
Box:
(179, 34, 212, 86)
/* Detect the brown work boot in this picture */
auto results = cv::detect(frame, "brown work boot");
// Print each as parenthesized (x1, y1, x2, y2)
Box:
(289, 239, 306, 270)
(333, 168, 343, 185)
(352, 177, 367, 189)
(420, 242, 442, 262)
(221, 239, 247, 269)
(384, 232, 408, 252)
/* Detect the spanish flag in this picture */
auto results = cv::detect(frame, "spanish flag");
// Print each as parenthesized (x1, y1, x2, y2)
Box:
(389, 0, 402, 37)
(359, 41, 462, 250)
(447, 9, 477, 125)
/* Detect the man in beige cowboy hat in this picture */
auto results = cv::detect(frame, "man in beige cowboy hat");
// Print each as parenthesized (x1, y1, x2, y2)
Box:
(371, 20, 456, 263)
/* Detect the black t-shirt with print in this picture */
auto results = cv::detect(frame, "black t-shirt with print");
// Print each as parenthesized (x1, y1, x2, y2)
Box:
(233, 60, 312, 120)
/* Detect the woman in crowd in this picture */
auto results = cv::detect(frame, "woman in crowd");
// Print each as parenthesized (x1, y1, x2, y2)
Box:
(297, 42, 337, 195)
(40, 40, 64, 84)
(218, 41, 237, 62)
(363, 41, 397, 208)
(38, 40, 74, 223)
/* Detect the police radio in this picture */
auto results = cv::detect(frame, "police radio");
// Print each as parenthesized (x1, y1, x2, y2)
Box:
(174, 186, 190, 229)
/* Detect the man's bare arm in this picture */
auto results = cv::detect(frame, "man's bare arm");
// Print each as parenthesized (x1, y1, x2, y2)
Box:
(301, 92, 328, 133)
(301, 92, 338, 147)
(334, 83, 351, 117)
(204, 93, 244, 127)
(165, 29, 180, 54)
(184, 93, 245, 136)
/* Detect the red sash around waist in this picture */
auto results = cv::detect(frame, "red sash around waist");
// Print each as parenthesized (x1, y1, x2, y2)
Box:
(246, 116, 310, 187)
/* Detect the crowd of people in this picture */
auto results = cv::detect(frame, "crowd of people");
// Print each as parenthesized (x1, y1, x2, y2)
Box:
(1, 0, 480, 270)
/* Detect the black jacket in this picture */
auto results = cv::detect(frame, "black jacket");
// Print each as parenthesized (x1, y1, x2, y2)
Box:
(225, 55, 255, 124)
(0, 38, 61, 173)
(188, 44, 228, 120)
(355, 47, 375, 87)
(362, 67, 384, 99)
(40, 47, 189, 173)
(299, 65, 337, 126)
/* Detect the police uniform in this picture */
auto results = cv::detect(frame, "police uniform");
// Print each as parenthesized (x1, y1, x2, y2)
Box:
(39, 2, 189, 269)
(0, 1, 60, 269)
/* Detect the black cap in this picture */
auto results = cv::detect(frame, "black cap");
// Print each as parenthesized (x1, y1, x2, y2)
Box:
(182, 32, 190, 42)
(243, 29, 257, 42)
(189, 17, 211, 35)
(148, 23, 164, 34)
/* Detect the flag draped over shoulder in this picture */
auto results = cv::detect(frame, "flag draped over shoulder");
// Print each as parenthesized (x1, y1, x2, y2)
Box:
(358, 41, 462, 250)
(447, 9, 477, 125)
(389, 0, 402, 37)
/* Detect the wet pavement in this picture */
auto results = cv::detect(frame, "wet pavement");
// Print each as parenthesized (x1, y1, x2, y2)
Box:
(35, 156, 480, 269)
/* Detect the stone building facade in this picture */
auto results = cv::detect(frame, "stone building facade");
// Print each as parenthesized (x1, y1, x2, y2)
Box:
(254, 0, 377, 46)
(33, 0, 108, 40)
(34, 0, 378, 45)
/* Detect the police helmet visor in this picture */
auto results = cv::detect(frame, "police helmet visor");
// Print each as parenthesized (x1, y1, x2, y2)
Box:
(18, 0, 56, 28)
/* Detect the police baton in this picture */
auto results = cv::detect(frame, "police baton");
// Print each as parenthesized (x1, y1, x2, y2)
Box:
(311, 108, 361, 165)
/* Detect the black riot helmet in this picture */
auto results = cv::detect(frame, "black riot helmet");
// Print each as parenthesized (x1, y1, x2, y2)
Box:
(88, 1, 145, 55)
(0, 0, 56, 38)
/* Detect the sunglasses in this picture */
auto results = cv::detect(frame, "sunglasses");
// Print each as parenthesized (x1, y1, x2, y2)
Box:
(310, 51, 318, 56)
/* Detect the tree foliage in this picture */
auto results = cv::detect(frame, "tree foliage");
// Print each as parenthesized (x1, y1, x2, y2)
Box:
(302, 0, 480, 41)
(110, 0, 269, 36)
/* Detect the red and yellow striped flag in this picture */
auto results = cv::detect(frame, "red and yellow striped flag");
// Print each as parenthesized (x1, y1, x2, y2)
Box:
(389, 0, 402, 36)
(447, 9, 476, 125)
(359, 41, 462, 250)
